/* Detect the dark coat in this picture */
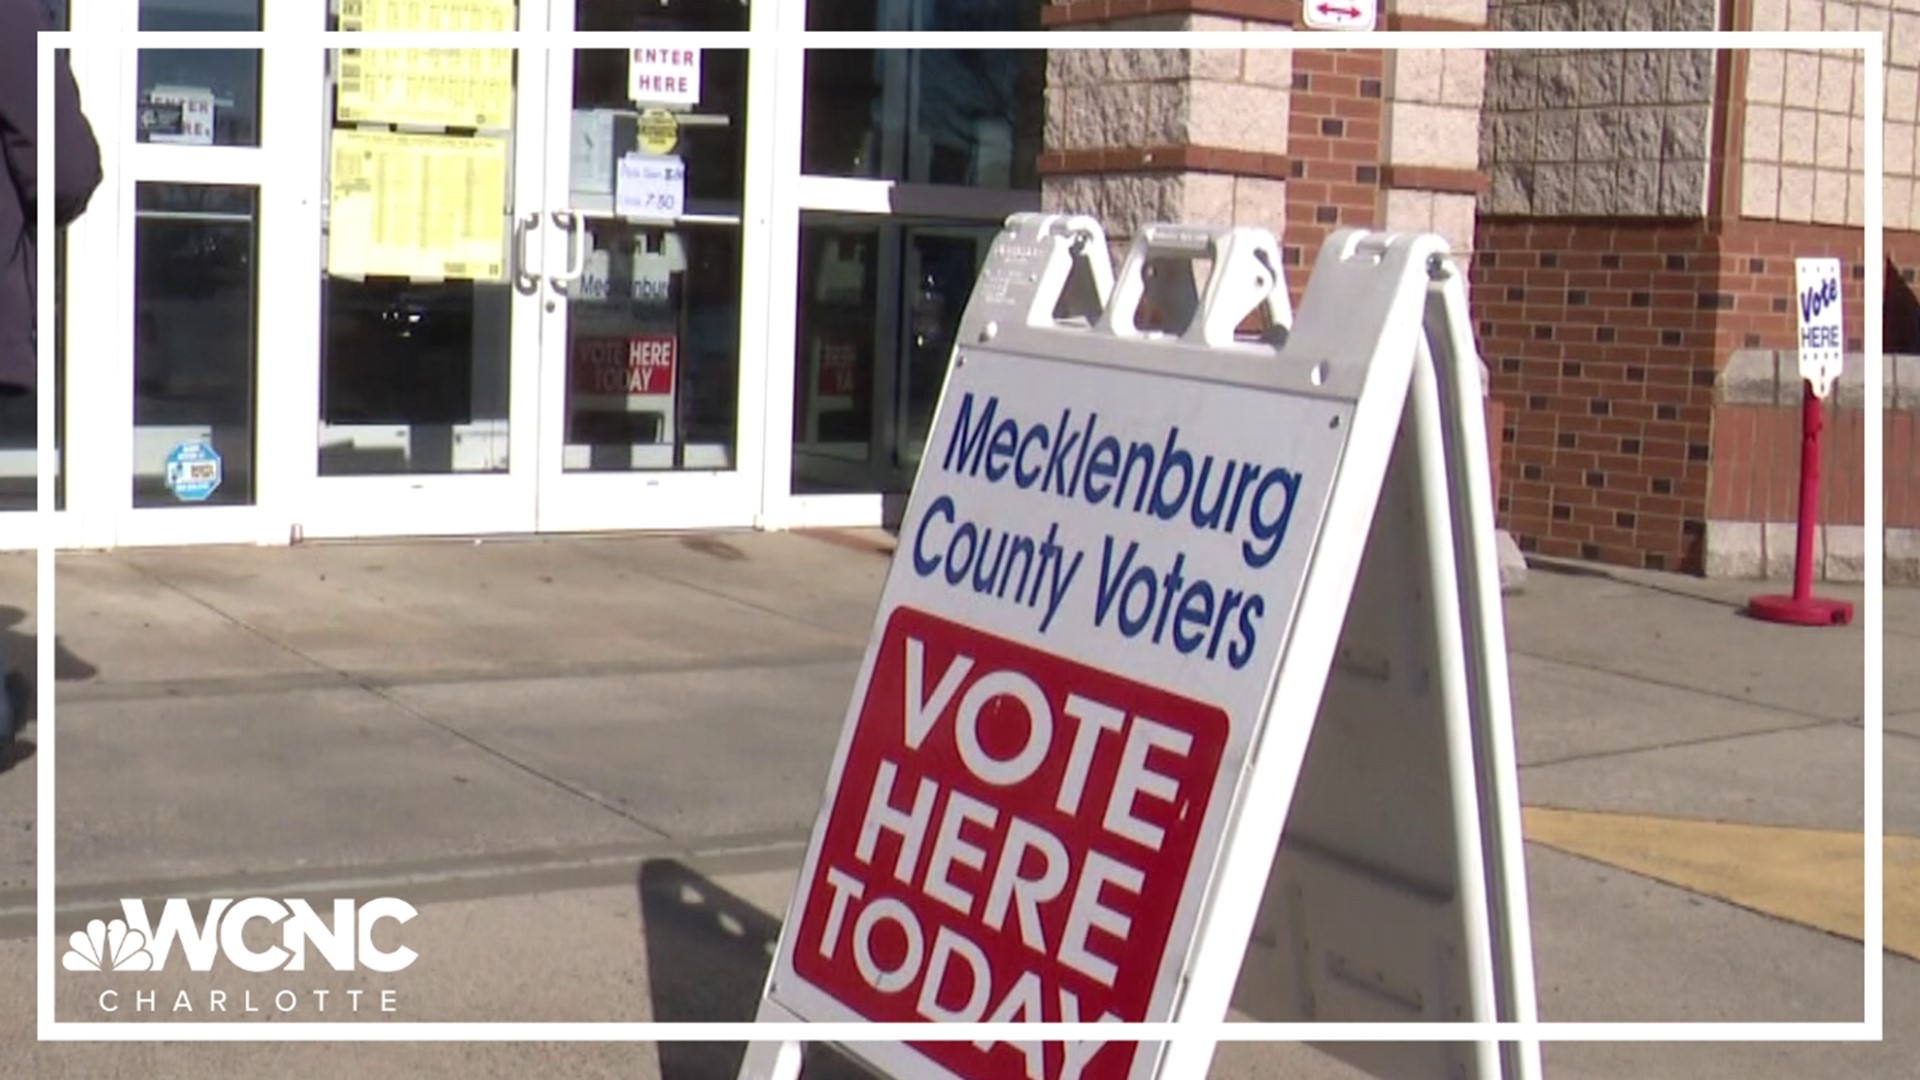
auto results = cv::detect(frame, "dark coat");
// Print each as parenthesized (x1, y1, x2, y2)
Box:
(0, 0, 102, 392)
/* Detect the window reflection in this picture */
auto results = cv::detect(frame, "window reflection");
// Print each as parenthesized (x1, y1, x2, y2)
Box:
(136, 0, 264, 147)
(133, 184, 259, 507)
(802, 0, 1041, 190)
(563, 222, 740, 471)
(801, 49, 1041, 190)
(564, 11, 751, 473)
(792, 217, 996, 495)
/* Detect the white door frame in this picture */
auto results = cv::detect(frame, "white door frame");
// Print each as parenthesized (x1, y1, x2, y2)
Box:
(284, 2, 554, 542)
(529, 7, 777, 535)
(55, 0, 356, 549)
(757, 19, 1040, 533)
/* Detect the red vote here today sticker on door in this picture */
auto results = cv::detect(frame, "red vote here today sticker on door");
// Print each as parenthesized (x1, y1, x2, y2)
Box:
(791, 606, 1229, 1080)
(571, 335, 676, 397)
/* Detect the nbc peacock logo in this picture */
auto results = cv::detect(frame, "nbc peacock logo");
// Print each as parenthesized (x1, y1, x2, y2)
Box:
(62, 918, 154, 973)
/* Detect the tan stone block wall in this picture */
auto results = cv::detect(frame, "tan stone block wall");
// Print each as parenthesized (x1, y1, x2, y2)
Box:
(1040, 17, 1294, 242)
(1043, 173, 1298, 240)
(1383, 42, 1489, 268)
(1741, 0, 1920, 231)
(1481, 2, 1719, 218)
(1043, 15, 1293, 156)
(1388, 0, 1490, 21)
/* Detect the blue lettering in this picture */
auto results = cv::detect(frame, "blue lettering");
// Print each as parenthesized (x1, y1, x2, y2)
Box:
(1227, 594, 1265, 670)
(1803, 325, 1841, 349)
(1015, 422, 1049, 488)
(1117, 564, 1157, 637)
(1800, 276, 1839, 322)
(1149, 428, 1194, 522)
(945, 521, 978, 586)
(1092, 535, 1137, 626)
(1150, 552, 1187, 643)
(1083, 437, 1122, 504)
(1243, 468, 1303, 569)
(1172, 579, 1214, 655)
(1039, 409, 1081, 495)
(941, 393, 997, 476)
(984, 418, 1021, 482)
(912, 495, 955, 577)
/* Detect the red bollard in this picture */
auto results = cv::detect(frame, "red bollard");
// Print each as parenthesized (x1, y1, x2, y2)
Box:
(1747, 380, 1854, 627)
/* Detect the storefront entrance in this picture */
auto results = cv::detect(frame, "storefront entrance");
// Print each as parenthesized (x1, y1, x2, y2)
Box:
(34, 0, 1043, 551)
(52, 0, 775, 548)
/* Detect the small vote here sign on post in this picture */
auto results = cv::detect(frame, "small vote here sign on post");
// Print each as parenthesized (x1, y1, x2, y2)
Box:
(1795, 257, 1843, 398)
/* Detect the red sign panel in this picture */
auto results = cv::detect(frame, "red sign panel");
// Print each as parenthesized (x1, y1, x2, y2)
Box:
(790, 606, 1229, 1080)
(817, 340, 858, 397)
(572, 335, 676, 396)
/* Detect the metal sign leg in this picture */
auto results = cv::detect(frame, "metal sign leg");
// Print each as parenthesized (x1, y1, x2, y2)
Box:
(737, 999, 805, 1080)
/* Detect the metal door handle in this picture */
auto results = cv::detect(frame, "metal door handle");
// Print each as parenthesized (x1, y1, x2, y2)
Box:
(548, 210, 587, 294)
(511, 212, 541, 294)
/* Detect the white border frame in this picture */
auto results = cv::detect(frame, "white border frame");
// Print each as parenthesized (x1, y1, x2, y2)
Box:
(34, 29, 1885, 1049)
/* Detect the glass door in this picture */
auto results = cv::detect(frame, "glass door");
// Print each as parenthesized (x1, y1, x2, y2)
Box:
(292, 0, 551, 541)
(788, 219, 998, 497)
(531, 0, 767, 534)
(296, 0, 767, 541)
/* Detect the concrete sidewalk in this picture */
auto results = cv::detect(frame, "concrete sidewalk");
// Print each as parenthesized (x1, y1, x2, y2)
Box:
(0, 531, 1911, 1078)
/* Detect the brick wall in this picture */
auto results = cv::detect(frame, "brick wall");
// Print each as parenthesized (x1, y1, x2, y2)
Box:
(1282, 51, 1387, 309)
(1475, 221, 1719, 571)
(1705, 228, 1920, 578)
(1709, 364, 1920, 579)
(1476, 221, 1920, 575)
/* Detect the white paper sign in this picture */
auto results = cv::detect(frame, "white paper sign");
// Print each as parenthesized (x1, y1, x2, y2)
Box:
(1302, 0, 1378, 30)
(615, 154, 685, 221)
(1794, 257, 1843, 399)
(628, 46, 701, 106)
(147, 86, 216, 146)
(569, 109, 618, 198)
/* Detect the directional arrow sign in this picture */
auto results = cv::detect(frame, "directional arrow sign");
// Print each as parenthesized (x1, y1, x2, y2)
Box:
(1303, 0, 1377, 30)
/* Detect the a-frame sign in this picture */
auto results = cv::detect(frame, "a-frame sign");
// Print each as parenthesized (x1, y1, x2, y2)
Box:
(740, 215, 1543, 1080)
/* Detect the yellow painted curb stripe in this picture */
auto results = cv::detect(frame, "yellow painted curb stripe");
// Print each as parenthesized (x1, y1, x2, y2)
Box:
(1521, 807, 1920, 961)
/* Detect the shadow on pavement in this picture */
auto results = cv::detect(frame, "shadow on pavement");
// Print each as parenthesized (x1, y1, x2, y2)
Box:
(637, 859, 874, 1080)
(0, 603, 101, 730)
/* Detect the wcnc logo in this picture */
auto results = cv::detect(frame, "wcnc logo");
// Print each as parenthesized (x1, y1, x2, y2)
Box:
(62, 898, 418, 1016)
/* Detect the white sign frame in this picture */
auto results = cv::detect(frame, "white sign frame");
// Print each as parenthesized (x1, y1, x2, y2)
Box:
(1794, 257, 1844, 399)
(740, 216, 1540, 1080)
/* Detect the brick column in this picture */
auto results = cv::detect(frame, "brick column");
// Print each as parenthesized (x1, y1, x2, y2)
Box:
(1374, 5, 1529, 590)
(1040, 2, 1524, 588)
(1039, 9, 1292, 246)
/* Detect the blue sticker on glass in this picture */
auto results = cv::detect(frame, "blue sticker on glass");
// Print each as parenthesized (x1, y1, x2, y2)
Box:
(164, 441, 222, 502)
